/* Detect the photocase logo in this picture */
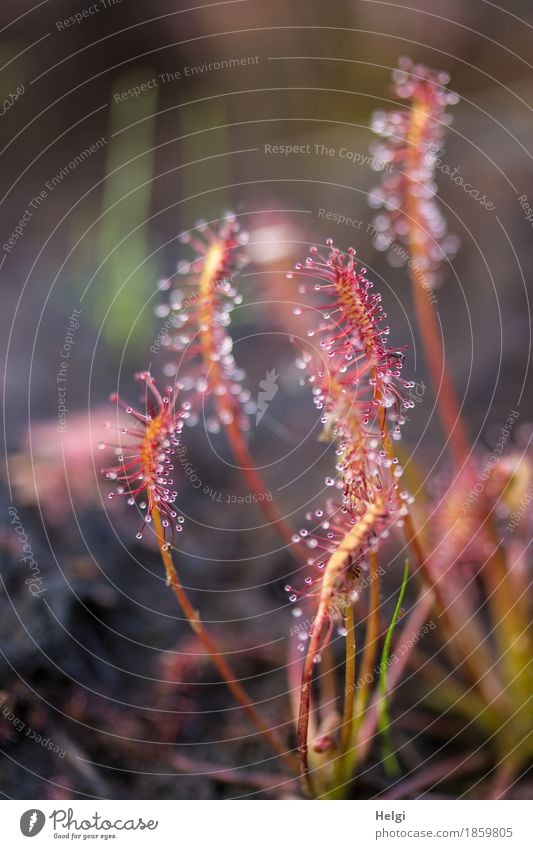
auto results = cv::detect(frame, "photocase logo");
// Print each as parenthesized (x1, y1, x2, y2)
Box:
(256, 369, 279, 424)
(20, 809, 46, 837)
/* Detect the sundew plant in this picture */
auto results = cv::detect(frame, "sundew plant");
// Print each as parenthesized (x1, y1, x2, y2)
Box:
(99, 60, 533, 799)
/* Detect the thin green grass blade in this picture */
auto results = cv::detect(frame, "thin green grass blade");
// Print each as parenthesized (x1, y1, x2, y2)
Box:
(378, 559, 410, 775)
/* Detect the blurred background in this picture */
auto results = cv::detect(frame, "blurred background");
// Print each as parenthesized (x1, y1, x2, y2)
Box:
(1, 0, 532, 799)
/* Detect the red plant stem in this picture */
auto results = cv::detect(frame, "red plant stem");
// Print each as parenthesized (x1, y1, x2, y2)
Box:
(354, 549, 381, 720)
(402, 512, 504, 709)
(380, 401, 502, 728)
(481, 519, 531, 695)
(151, 507, 299, 774)
(171, 753, 299, 793)
(331, 604, 358, 791)
(488, 760, 518, 800)
(333, 547, 383, 793)
(409, 264, 471, 471)
(297, 606, 328, 798)
(297, 502, 383, 795)
(287, 603, 315, 739)
(339, 604, 356, 753)
(408, 646, 499, 731)
(405, 101, 471, 472)
(198, 243, 299, 551)
(318, 641, 338, 724)
(224, 416, 300, 550)
(382, 750, 488, 800)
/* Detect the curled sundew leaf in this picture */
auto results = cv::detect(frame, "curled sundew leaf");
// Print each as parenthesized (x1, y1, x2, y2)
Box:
(369, 57, 460, 288)
(161, 214, 254, 433)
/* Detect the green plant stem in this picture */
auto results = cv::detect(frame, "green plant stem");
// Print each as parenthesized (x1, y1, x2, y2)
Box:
(355, 587, 434, 766)
(151, 507, 299, 774)
(377, 560, 410, 773)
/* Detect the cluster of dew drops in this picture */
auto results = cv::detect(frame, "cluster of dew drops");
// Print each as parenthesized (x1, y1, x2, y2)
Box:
(99, 383, 189, 542)
(153, 219, 256, 435)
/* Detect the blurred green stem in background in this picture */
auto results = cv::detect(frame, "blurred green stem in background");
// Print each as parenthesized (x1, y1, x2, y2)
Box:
(96, 67, 158, 355)
(180, 97, 231, 224)
(0, 40, 29, 98)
